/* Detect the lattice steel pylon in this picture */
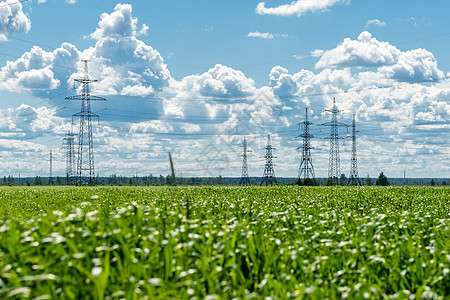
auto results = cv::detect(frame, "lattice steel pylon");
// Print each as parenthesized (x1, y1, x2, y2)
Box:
(297, 108, 315, 180)
(49, 150, 54, 184)
(62, 131, 76, 184)
(260, 133, 277, 186)
(321, 98, 347, 185)
(348, 114, 361, 186)
(240, 137, 251, 185)
(66, 60, 106, 185)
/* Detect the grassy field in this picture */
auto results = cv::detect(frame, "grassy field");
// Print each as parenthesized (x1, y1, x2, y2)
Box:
(0, 186, 449, 299)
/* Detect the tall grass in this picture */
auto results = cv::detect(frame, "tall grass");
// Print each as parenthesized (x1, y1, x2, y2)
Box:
(0, 186, 448, 298)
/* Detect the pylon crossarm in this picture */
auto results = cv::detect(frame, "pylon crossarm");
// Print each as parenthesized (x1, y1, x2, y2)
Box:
(65, 95, 106, 101)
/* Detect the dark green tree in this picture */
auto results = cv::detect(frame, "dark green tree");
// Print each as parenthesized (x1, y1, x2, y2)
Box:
(339, 174, 347, 186)
(365, 174, 373, 186)
(430, 179, 436, 186)
(375, 172, 390, 186)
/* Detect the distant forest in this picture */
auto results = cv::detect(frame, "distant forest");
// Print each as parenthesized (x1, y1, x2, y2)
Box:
(0, 174, 447, 187)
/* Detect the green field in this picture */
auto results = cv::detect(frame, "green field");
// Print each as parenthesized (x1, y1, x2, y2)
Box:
(0, 186, 449, 299)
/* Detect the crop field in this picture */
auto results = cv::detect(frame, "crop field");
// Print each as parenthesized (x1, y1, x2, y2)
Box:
(0, 186, 449, 299)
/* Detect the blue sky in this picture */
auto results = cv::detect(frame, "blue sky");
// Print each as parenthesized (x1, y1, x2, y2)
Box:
(0, 0, 448, 179)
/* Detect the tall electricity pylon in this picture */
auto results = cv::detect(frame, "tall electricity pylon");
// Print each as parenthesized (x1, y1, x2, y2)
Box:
(297, 108, 315, 180)
(348, 114, 361, 186)
(260, 133, 277, 186)
(66, 60, 106, 185)
(240, 137, 251, 185)
(321, 98, 347, 185)
(63, 131, 76, 184)
(49, 150, 54, 184)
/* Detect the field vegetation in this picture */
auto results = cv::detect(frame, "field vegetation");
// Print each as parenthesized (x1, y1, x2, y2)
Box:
(0, 186, 449, 299)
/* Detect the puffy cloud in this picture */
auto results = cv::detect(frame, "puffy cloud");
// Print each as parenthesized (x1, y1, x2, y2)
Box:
(314, 31, 444, 82)
(0, 0, 31, 40)
(365, 19, 387, 28)
(255, 0, 349, 17)
(176, 64, 256, 100)
(379, 48, 444, 82)
(129, 120, 173, 134)
(0, 4, 170, 100)
(0, 104, 69, 135)
(0, 43, 79, 94)
(315, 31, 400, 68)
(248, 31, 274, 39)
(181, 123, 201, 133)
(89, 3, 148, 39)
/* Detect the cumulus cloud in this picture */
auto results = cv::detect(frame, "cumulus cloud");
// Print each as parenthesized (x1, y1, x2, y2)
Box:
(255, 0, 349, 17)
(0, 3, 170, 100)
(90, 3, 142, 39)
(0, 43, 79, 93)
(175, 64, 256, 100)
(0, 0, 31, 40)
(248, 31, 274, 39)
(379, 48, 444, 82)
(315, 31, 400, 68)
(365, 19, 387, 28)
(314, 31, 445, 82)
(0, 104, 69, 135)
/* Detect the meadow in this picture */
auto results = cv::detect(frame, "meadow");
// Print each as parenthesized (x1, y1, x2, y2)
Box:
(0, 186, 448, 299)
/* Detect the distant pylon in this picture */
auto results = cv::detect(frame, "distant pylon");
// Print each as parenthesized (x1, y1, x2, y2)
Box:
(260, 134, 277, 186)
(49, 150, 54, 184)
(66, 60, 106, 185)
(297, 108, 315, 180)
(321, 98, 347, 185)
(63, 131, 76, 184)
(240, 137, 251, 185)
(347, 114, 361, 186)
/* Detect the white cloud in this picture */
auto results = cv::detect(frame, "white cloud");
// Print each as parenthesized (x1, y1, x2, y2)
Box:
(379, 48, 444, 82)
(175, 64, 256, 100)
(181, 123, 201, 133)
(0, 0, 31, 40)
(248, 31, 274, 39)
(129, 120, 173, 134)
(255, 0, 349, 17)
(65, 0, 77, 4)
(0, 5, 170, 98)
(314, 31, 445, 82)
(315, 31, 400, 68)
(365, 19, 387, 28)
(0, 44, 78, 93)
(90, 3, 139, 39)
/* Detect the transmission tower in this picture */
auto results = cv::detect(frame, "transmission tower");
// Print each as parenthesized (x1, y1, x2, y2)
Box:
(260, 133, 277, 186)
(297, 108, 315, 180)
(240, 137, 251, 185)
(63, 131, 76, 184)
(66, 60, 106, 185)
(49, 150, 54, 184)
(321, 98, 347, 185)
(347, 114, 361, 186)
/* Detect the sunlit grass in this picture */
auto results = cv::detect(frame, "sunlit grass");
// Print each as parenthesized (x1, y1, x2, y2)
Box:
(0, 186, 449, 299)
